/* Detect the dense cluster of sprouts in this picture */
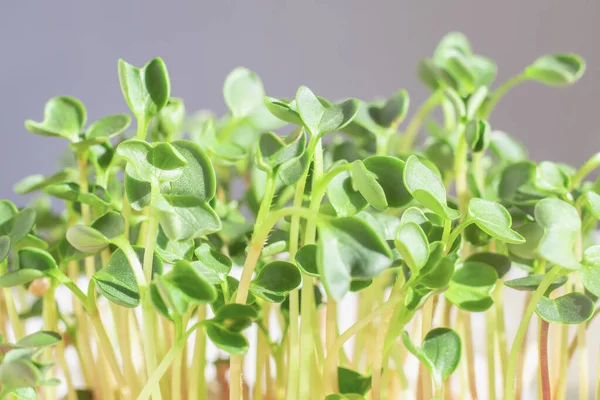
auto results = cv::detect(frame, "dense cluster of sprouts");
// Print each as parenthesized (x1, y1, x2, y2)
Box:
(0, 32, 597, 400)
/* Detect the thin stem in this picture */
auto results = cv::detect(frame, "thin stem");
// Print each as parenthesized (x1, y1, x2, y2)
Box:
(446, 219, 473, 250)
(171, 318, 184, 400)
(371, 305, 395, 400)
(486, 303, 497, 400)
(136, 116, 150, 140)
(463, 312, 479, 400)
(189, 305, 207, 400)
(515, 291, 533, 400)
(254, 303, 269, 399)
(494, 284, 508, 382)
(539, 319, 551, 400)
(504, 266, 562, 400)
(454, 123, 469, 216)
(42, 284, 58, 400)
(400, 91, 442, 153)
(570, 152, 600, 190)
(481, 74, 526, 119)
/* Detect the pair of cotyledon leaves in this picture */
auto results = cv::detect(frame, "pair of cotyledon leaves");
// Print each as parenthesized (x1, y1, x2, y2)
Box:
(0, 331, 62, 396)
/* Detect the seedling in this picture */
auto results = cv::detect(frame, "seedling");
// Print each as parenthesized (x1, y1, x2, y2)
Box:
(0, 32, 596, 400)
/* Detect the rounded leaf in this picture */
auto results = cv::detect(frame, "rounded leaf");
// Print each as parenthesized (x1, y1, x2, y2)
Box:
(204, 321, 249, 354)
(525, 53, 585, 86)
(0, 269, 45, 288)
(295, 244, 319, 277)
(363, 156, 411, 208)
(327, 169, 368, 217)
(146, 142, 188, 171)
(223, 67, 265, 118)
(251, 260, 302, 294)
(467, 198, 525, 244)
(25, 96, 86, 141)
(394, 222, 429, 273)
(505, 274, 567, 293)
(93, 248, 141, 308)
(536, 292, 594, 324)
(351, 160, 387, 210)
(86, 114, 131, 140)
(66, 225, 110, 253)
(445, 262, 497, 312)
(16, 331, 61, 348)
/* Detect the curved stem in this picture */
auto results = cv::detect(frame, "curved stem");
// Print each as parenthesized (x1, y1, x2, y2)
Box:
(400, 91, 442, 153)
(539, 319, 551, 400)
(504, 266, 562, 400)
(570, 152, 600, 190)
(446, 219, 473, 250)
(481, 74, 526, 119)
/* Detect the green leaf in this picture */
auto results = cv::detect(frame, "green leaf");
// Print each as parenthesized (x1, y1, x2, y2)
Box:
(9, 209, 36, 244)
(525, 53, 585, 86)
(337, 367, 372, 395)
(223, 67, 265, 118)
(417, 242, 455, 289)
(13, 170, 75, 195)
(18, 248, 58, 273)
(0, 236, 9, 262)
(536, 293, 594, 324)
(445, 262, 497, 311)
(534, 198, 581, 270)
(44, 182, 111, 208)
(402, 328, 461, 385)
(296, 86, 359, 136)
(465, 86, 488, 120)
(24, 96, 86, 142)
(368, 89, 410, 128)
(264, 97, 303, 125)
(581, 245, 600, 297)
(317, 217, 392, 301)
(351, 160, 387, 210)
(161, 140, 217, 203)
(465, 252, 511, 278)
(91, 212, 125, 240)
(465, 119, 490, 153)
(86, 114, 131, 140)
(295, 244, 319, 277)
(0, 360, 40, 390)
(0, 269, 45, 288)
(212, 304, 258, 332)
(251, 261, 301, 298)
(155, 98, 185, 139)
(256, 129, 306, 174)
(498, 161, 536, 201)
(327, 168, 368, 217)
(394, 222, 429, 273)
(191, 243, 232, 284)
(490, 131, 527, 163)
(506, 222, 544, 260)
(363, 156, 411, 208)
(146, 143, 188, 171)
(16, 331, 61, 348)
(467, 198, 524, 244)
(583, 191, 600, 219)
(204, 321, 248, 355)
(403, 156, 459, 220)
(534, 161, 570, 195)
(93, 248, 141, 308)
(504, 274, 567, 293)
(118, 57, 170, 118)
(158, 198, 221, 241)
(66, 225, 110, 253)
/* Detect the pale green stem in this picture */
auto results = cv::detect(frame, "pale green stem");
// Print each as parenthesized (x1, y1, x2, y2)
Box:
(481, 74, 527, 119)
(504, 267, 562, 400)
(487, 303, 497, 400)
(400, 91, 442, 152)
(570, 152, 600, 190)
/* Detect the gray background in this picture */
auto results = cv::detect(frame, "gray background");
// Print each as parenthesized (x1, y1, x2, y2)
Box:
(2, 0, 599, 203)
(1, 1, 599, 397)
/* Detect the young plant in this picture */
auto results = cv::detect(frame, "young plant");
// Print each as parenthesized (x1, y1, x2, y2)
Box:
(0, 32, 595, 400)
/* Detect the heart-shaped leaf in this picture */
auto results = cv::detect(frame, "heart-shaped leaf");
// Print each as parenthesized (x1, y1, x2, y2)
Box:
(256, 129, 306, 174)
(402, 328, 461, 386)
(534, 161, 570, 195)
(525, 53, 585, 86)
(498, 161, 536, 202)
(465, 252, 511, 278)
(86, 114, 131, 140)
(534, 198, 581, 270)
(394, 222, 429, 273)
(146, 142, 188, 171)
(327, 168, 368, 217)
(16, 331, 61, 348)
(467, 198, 525, 244)
(296, 86, 359, 136)
(317, 217, 392, 301)
(204, 321, 249, 355)
(536, 292, 594, 324)
(363, 156, 411, 208)
(93, 248, 141, 308)
(351, 160, 387, 210)
(337, 367, 372, 395)
(504, 274, 568, 293)
(250, 261, 302, 302)
(25, 96, 86, 142)
(191, 243, 232, 285)
(295, 244, 319, 277)
(368, 89, 410, 128)
(403, 156, 459, 220)
(445, 261, 497, 311)
(118, 57, 170, 118)
(223, 67, 265, 118)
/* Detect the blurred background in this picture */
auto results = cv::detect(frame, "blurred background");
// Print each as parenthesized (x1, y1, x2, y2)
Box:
(1, 1, 599, 398)
(1, 0, 599, 202)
